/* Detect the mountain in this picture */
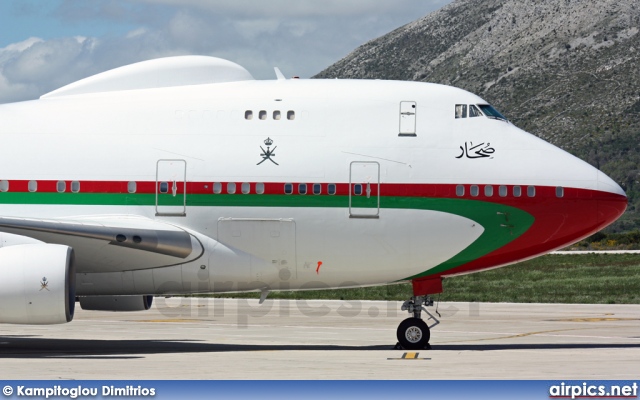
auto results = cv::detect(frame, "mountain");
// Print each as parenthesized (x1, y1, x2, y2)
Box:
(315, 0, 640, 232)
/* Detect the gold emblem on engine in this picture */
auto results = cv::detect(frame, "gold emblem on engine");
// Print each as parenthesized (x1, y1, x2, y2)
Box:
(40, 277, 49, 291)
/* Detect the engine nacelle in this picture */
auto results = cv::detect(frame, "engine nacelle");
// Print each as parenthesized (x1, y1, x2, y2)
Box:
(0, 244, 75, 324)
(79, 295, 153, 312)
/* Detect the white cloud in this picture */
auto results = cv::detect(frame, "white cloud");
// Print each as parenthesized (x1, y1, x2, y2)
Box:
(126, 27, 147, 38)
(0, 37, 44, 54)
(3, 37, 95, 84)
(0, 0, 451, 103)
(0, 73, 40, 104)
(233, 19, 282, 40)
(0, 38, 44, 103)
(167, 11, 213, 46)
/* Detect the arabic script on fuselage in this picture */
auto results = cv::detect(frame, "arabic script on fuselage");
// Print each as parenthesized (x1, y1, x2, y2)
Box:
(456, 142, 495, 159)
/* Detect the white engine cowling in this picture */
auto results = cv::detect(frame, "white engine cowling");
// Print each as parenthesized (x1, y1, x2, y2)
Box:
(0, 244, 75, 324)
(79, 295, 153, 312)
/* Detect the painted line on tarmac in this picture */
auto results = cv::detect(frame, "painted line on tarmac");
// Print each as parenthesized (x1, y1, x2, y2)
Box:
(387, 352, 431, 360)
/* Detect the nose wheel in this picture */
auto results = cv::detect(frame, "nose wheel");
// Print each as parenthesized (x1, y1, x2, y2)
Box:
(395, 295, 439, 350)
(397, 317, 430, 349)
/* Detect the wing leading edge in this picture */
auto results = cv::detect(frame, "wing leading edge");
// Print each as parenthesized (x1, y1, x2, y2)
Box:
(0, 215, 204, 273)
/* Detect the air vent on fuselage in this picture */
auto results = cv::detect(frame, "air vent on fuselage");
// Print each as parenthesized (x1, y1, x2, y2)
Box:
(41, 56, 254, 99)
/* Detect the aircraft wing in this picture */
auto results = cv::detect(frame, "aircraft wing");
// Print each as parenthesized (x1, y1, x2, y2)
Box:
(0, 215, 204, 273)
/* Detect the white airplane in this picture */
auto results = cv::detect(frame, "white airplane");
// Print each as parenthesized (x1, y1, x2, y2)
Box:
(0, 56, 626, 349)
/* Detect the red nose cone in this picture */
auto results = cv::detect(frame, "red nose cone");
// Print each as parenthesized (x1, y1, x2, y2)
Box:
(597, 191, 628, 231)
(435, 187, 627, 278)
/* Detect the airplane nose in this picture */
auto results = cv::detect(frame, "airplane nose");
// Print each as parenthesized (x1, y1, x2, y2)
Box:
(422, 159, 627, 278)
(597, 170, 626, 197)
(595, 170, 627, 229)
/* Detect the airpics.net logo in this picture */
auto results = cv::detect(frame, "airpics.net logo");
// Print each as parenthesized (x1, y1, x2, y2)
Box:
(549, 382, 638, 399)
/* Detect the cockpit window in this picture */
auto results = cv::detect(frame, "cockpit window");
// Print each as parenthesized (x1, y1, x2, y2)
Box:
(469, 105, 483, 118)
(478, 104, 508, 121)
(456, 103, 508, 121)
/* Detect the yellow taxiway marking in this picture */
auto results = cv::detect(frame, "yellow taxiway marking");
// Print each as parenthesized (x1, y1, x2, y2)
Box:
(387, 352, 431, 360)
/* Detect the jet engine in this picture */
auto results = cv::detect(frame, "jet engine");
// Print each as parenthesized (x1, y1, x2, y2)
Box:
(0, 244, 75, 324)
(79, 295, 154, 312)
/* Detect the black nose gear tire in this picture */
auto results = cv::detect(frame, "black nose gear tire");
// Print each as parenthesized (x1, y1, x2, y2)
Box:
(396, 317, 430, 350)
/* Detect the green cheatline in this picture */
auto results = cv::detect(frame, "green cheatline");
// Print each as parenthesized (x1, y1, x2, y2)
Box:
(0, 192, 534, 277)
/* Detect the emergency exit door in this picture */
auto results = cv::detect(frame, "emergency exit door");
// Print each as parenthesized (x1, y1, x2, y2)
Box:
(156, 159, 186, 216)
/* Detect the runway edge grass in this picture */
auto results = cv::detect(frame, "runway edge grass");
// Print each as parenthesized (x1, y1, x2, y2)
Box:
(204, 254, 640, 304)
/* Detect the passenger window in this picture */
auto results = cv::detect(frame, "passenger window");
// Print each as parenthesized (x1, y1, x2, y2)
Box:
(0, 180, 8, 192)
(513, 186, 521, 197)
(259, 110, 267, 120)
(287, 111, 295, 120)
(484, 185, 493, 197)
(556, 186, 564, 198)
(273, 111, 281, 120)
(57, 180, 66, 193)
(227, 182, 236, 194)
(71, 181, 80, 193)
(256, 183, 265, 194)
(299, 183, 307, 195)
(499, 185, 507, 197)
(159, 182, 169, 193)
(455, 104, 467, 119)
(354, 184, 363, 196)
(284, 183, 293, 194)
(456, 185, 465, 196)
(469, 105, 482, 117)
(527, 186, 536, 197)
(213, 182, 222, 194)
(470, 185, 479, 197)
(327, 184, 336, 195)
(128, 181, 137, 193)
(245, 110, 253, 120)
(28, 180, 37, 193)
(241, 182, 250, 194)
(313, 183, 321, 195)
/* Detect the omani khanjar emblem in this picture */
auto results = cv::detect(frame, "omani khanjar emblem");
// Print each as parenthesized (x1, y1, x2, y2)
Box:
(257, 137, 278, 165)
(40, 277, 50, 291)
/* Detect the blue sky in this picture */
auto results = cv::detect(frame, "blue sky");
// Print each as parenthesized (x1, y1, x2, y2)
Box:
(0, 0, 452, 103)
(0, 1, 137, 46)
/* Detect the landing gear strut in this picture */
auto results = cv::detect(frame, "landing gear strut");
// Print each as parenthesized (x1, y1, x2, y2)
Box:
(396, 295, 440, 350)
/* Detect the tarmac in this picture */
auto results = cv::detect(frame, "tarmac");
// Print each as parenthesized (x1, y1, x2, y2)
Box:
(0, 298, 639, 379)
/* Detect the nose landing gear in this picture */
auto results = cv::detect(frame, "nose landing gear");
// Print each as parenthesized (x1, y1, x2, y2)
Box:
(396, 295, 440, 350)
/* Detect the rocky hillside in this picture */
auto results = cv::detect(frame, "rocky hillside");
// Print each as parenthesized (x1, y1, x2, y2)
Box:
(315, 0, 640, 232)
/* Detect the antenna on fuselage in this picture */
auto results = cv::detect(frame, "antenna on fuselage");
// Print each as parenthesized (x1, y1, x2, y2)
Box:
(274, 67, 286, 80)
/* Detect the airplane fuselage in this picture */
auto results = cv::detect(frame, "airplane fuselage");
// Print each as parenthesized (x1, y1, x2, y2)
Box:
(0, 57, 627, 301)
